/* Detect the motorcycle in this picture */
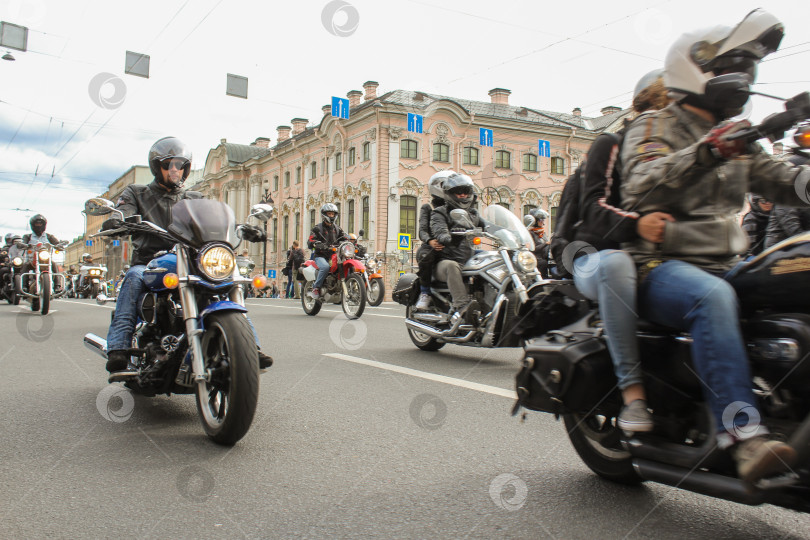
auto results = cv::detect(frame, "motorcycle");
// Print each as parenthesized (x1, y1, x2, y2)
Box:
(393, 205, 543, 351)
(360, 247, 385, 307)
(77, 263, 107, 299)
(513, 95, 810, 513)
(299, 239, 367, 319)
(0, 245, 13, 304)
(16, 240, 68, 315)
(236, 254, 256, 298)
(82, 198, 273, 445)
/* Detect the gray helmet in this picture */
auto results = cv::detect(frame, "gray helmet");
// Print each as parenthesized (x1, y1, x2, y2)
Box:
(4, 233, 12, 245)
(320, 203, 339, 224)
(148, 136, 192, 186)
(633, 69, 664, 100)
(428, 170, 456, 200)
(442, 173, 475, 210)
(529, 208, 549, 222)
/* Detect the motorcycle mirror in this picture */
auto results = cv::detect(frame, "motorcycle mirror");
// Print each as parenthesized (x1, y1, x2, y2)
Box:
(249, 203, 274, 222)
(84, 198, 116, 216)
(449, 209, 474, 229)
(358, 229, 365, 239)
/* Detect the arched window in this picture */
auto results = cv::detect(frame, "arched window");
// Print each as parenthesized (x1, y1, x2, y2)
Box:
(282, 215, 289, 250)
(310, 209, 316, 231)
(272, 218, 278, 253)
(294, 212, 300, 243)
(362, 196, 369, 235)
(551, 156, 565, 175)
(400, 195, 417, 238)
(296, 166, 302, 184)
(496, 150, 511, 169)
(284, 171, 290, 187)
(335, 203, 341, 226)
(463, 147, 479, 166)
(335, 152, 342, 171)
(400, 139, 418, 159)
(363, 142, 371, 161)
(523, 154, 537, 172)
(273, 175, 279, 191)
(310, 161, 316, 178)
(522, 204, 537, 216)
(433, 142, 449, 162)
(348, 147, 356, 166)
(347, 200, 355, 234)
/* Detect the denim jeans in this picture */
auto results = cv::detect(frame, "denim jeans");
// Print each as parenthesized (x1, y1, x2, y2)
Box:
(313, 257, 330, 288)
(638, 260, 766, 447)
(107, 264, 261, 352)
(573, 250, 641, 390)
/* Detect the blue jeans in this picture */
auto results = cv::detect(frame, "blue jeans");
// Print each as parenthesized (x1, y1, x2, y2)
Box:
(573, 250, 641, 390)
(638, 260, 766, 447)
(107, 264, 261, 352)
(286, 276, 295, 298)
(313, 257, 330, 288)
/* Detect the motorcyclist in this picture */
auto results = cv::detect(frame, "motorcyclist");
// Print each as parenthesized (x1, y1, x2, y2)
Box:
(0, 234, 12, 291)
(764, 147, 810, 249)
(415, 170, 453, 310)
(20, 214, 61, 281)
(621, 9, 810, 484)
(741, 194, 773, 256)
(430, 173, 484, 321)
(524, 208, 550, 279)
(307, 203, 348, 299)
(103, 137, 272, 378)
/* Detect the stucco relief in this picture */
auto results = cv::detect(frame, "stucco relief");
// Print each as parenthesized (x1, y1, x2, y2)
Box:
(435, 124, 449, 144)
(388, 127, 402, 140)
(368, 128, 376, 141)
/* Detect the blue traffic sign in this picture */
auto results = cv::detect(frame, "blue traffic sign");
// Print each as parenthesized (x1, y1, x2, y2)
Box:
(268, 269, 276, 279)
(479, 128, 493, 147)
(331, 96, 350, 119)
(112, 240, 120, 247)
(85, 240, 92, 247)
(538, 139, 551, 157)
(407, 113, 423, 134)
(398, 233, 411, 250)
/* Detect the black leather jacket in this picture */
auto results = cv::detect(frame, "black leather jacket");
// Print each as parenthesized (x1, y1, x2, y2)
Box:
(114, 179, 203, 265)
(430, 206, 484, 264)
(307, 222, 348, 259)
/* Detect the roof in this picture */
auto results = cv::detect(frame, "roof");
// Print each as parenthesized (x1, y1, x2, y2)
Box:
(223, 143, 270, 165)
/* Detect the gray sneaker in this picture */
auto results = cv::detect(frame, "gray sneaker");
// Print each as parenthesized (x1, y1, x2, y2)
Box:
(732, 435, 796, 485)
(617, 399, 654, 432)
(415, 293, 431, 310)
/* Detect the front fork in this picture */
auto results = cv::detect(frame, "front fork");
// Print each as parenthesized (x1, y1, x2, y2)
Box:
(500, 249, 529, 304)
(176, 246, 208, 383)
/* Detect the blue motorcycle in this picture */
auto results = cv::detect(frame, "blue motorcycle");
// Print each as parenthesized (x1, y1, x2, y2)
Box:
(83, 197, 272, 445)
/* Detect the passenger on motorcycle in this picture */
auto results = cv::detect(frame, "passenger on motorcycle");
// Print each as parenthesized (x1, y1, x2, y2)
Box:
(430, 173, 485, 322)
(621, 9, 810, 483)
(103, 137, 272, 377)
(524, 208, 550, 279)
(415, 170, 453, 311)
(307, 203, 348, 299)
(741, 194, 773, 256)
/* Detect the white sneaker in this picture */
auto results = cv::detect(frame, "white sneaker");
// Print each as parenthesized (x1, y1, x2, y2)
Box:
(308, 287, 320, 299)
(415, 293, 431, 310)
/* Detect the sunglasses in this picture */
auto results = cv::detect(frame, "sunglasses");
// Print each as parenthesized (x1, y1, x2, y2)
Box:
(160, 158, 189, 171)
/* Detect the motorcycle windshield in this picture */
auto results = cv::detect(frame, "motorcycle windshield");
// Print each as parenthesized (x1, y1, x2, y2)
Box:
(482, 205, 534, 251)
(168, 199, 239, 249)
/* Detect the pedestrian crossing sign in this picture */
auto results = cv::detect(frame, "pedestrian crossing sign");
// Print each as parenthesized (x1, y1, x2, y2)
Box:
(398, 233, 411, 250)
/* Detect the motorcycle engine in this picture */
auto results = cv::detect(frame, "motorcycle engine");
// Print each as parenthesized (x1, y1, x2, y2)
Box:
(324, 274, 337, 293)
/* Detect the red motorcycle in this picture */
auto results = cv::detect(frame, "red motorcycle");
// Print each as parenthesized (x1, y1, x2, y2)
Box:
(300, 240, 366, 319)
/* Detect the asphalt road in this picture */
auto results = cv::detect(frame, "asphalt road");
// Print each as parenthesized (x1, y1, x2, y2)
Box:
(2, 296, 810, 539)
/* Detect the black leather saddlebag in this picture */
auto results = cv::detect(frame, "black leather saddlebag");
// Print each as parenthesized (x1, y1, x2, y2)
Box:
(392, 273, 419, 306)
(514, 330, 619, 415)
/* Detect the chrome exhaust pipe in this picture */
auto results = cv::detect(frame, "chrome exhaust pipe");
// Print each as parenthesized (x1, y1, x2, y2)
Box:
(405, 318, 477, 343)
(83, 333, 108, 359)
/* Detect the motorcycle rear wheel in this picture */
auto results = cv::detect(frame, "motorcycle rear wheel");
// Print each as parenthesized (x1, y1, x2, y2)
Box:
(367, 277, 384, 307)
(563, 413, 641, 485)
(195, 312, 259, 445)
(40, 275, 50, 315)
(301, 281, 322, 316)
(406, 305, 445, 351)
(342, 273, 366, 319)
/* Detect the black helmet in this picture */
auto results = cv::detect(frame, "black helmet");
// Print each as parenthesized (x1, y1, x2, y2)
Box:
(442, 173, 475, 210)
(148, 136, 192, 187)
(30, 214, 47, 236)
(320, 203, 339, 225)
(747, 193, 772, 217)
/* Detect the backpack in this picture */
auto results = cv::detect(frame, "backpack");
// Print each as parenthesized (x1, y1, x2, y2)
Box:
(549, 166, 586, 278)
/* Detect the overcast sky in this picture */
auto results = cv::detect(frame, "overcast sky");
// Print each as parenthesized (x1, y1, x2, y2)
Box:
(1, 0, 809, 241)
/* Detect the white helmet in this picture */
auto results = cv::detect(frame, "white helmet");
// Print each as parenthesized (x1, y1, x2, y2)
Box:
(664, 9, 783, 118)
(428, 170, 456, 200)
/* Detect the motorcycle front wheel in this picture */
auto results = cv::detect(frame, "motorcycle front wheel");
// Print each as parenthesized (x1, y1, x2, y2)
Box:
(405, 305, 445, 351)
(342, 273, 366, 319)
(12, 275, 20, 305)
(563, 413, 641, 485)
(91, 281, 100, 298)
(196, 312, 259, 445)
(301, 281, 322, 316)
(40, 274, 51, 315)
(367, 277, 384, 307)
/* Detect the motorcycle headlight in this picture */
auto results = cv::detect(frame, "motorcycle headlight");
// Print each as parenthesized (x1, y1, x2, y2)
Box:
(38, 251, 50, 262)
(198, 244, 235, 281)
(90, 269, 100, 276)
(367, 259, 377, 271)
(12, 257, 22, 267)
(340, 243, 354, 260)
(239, 266, 249, 276)
(514, 250, 537, 273)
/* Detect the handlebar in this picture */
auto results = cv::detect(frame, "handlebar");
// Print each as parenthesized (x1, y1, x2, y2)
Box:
(728, 91, 810, 143)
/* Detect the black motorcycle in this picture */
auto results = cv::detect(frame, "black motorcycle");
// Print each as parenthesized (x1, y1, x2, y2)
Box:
(513, 94, 810, 513)
(82, 198, 273, 445)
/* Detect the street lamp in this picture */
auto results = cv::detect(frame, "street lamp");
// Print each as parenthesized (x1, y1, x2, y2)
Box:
(261, 189, 274, 275)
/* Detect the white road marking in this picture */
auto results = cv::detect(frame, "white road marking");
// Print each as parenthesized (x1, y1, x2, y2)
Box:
(245, 301, 405, 319)
(60, 300, 115, 310)
(323, 352, 517, 399)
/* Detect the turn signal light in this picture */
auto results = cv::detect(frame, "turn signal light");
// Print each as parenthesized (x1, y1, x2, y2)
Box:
(163, 273, 180, 289)
(473, 237, 482, 245)
(253, 275, 267, 289)
(796, 126, 810, 149)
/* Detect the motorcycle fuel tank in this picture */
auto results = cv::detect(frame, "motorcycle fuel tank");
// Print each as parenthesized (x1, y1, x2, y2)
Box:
(143, 253, 177, 291)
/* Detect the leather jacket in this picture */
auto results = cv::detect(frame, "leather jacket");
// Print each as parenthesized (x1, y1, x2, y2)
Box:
(308, 222, 348, 260)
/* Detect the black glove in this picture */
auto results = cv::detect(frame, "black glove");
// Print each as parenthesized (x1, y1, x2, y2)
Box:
(101, 218, 123, 231)
(437, 233, 453, 245)
(240, 224, 266, 243)
(314, 241, 327, 251)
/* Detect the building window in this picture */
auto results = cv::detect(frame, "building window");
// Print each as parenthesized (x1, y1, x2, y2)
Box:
(551, 156, 565, 175)
(273, 175, 279, 191)
(523, 204, 537, 216)
(296, 167, 302, 184)
(284, 171, 290, 187)
(463, 147, 479, 166)
(294, 212, 300, 243)
(495, 150, 511, 169)
(282, 215, 289, 250)
(335, 203, 341, 226)
(348, 147, 356, 166)
(310, 209, 316, 231)
(363, 142, 371, 161)
(362, 196, 369, 235)
(550, 205, 558, 230)
(400, 195, 417, 239)
(523, 153, 538, 172)
(347, 200, 355, 234)
(400, 139, 418, 159)
(335, 153, 342, 171)
(310, 161, 316, 179)
(433, 143, 449, 162)
(272, 218, 278, 253)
